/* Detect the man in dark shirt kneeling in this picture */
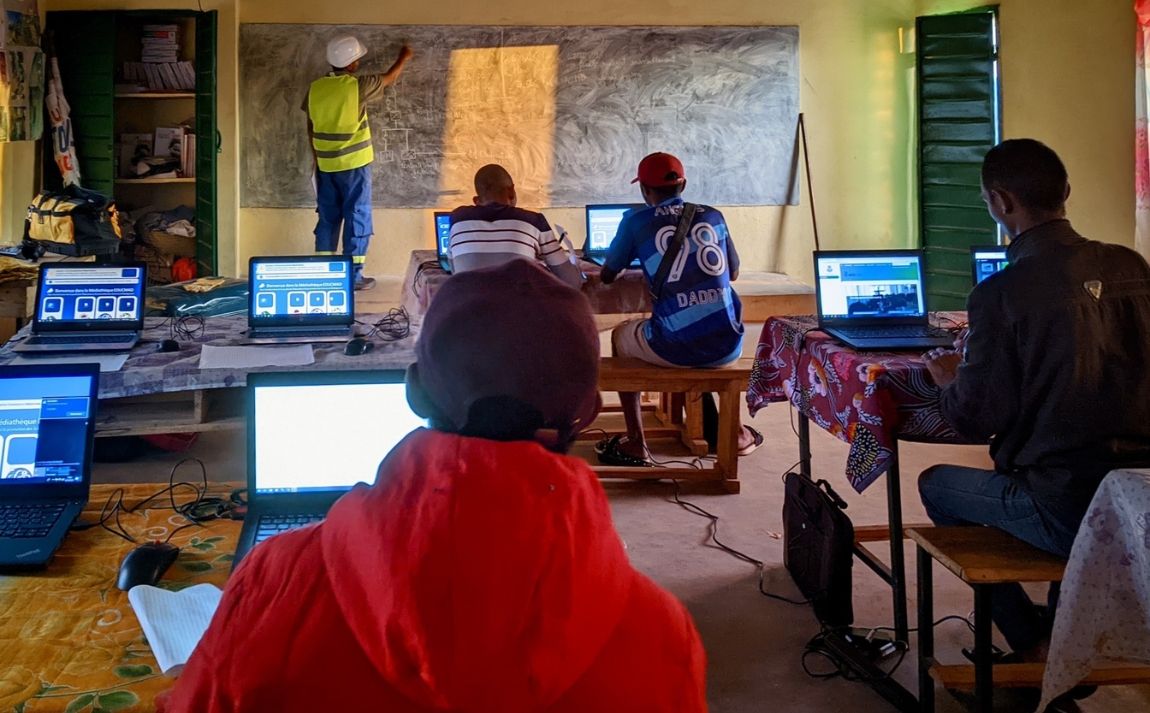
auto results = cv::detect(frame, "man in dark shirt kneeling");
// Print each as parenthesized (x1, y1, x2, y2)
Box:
(921, 139, 1150, 663)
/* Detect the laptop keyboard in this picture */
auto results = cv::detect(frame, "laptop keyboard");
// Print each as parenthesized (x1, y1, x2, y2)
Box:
(836, 325, 951, 339)
(0, 503, 65, 539)
(251, 329, 349, 339)
(254, 513, 324, 544)
(28, 334, 134, 345)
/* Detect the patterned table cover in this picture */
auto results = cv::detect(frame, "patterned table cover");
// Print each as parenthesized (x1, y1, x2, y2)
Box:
(1040, 469, 1150, 708)
(0, 315, 418, 400)
(746, 314, 981, 493)
(0, 483, 241, 712)
(400, 249, 652, 320)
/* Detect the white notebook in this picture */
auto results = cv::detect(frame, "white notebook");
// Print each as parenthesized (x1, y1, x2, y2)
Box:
(128, 583, 223, 675)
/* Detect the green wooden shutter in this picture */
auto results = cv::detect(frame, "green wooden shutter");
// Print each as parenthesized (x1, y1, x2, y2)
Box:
(194, 10, 218, 277)
(916, 9, 1001, 310)
(44, 11, 116, 195)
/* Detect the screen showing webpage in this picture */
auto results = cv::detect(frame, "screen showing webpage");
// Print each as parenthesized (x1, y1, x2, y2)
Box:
(973, 250, 1009, 284)
(37, 267, 144, 323)
(253, 383, 427, 493)
(586, 206, 635, 251)
(251, 260, 351, 318)
(0, 375, 93, 484)
(435, 213, 452, 257)
(817, 255, 926, 320)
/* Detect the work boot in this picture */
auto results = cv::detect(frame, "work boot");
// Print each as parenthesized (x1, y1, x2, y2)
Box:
(354, 276, 376, 292)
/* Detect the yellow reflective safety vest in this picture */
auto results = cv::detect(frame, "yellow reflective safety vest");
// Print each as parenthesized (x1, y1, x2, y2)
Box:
(308, 74, 374, 173)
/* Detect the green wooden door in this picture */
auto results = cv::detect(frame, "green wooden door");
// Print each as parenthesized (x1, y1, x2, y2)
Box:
(194, 10, 218, 277)
(44, 11, 116, 195)
(916, 9, 1001, 310)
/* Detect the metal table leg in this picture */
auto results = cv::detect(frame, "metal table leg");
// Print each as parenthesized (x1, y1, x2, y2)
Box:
(797, 411, 812, 479)
(973, 584, 994, 713)
(917, 545, 935, 713)
(886, 444, 910, 642)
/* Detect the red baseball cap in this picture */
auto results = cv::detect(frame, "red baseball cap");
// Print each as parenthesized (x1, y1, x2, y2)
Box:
(631, 152, 686, 187)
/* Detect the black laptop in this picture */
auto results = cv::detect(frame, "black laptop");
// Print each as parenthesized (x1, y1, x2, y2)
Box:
(15, 263, 146, 353)
(246, 255, 356, 344)
(814, 250, 954, 351)
(0, 363, 98, 570)
(971, 245, 1009, 285)
(434, 211, 453, 273)
(582, 203, 644, 268)
(232, 370, 427, 569)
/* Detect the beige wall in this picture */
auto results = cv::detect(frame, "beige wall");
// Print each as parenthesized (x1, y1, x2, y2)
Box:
(920, 0, 1136, 246)
(4, 1, 1132, 279)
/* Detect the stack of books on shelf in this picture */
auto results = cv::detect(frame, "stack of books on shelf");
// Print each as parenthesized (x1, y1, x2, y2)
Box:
(121, 61, 195, 92)
(142, 24, 179, 63)
(117, 126, 196, 179)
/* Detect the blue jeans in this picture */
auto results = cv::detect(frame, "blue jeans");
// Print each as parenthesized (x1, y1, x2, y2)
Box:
(918, 465, 1079, 652)
(315, 165, 373, 280)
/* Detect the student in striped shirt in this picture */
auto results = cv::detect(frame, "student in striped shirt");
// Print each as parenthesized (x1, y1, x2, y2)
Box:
(448, 165, 584, 289)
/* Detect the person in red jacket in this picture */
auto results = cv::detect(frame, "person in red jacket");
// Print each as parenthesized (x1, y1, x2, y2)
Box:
(160, 259, 707, 713)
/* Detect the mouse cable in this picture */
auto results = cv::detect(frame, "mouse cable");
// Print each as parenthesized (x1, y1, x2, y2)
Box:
(171, 314, 205, 342)
(358, 307, 411, 342)
(125, 458, 238, 541)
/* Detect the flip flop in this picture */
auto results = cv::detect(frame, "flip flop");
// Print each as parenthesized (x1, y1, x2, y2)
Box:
(737, 426, 764, 457)
(595, 435, 653, 467)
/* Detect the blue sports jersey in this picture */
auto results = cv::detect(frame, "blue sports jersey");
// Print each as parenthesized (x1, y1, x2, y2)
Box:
(605, 197, 744, 366)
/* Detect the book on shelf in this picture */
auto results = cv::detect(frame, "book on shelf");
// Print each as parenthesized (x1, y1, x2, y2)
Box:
(121, 61, 195, 92)
(182, 133, 197, 178)
(119, 133, 154, 178)
(154, 126, 185, 159)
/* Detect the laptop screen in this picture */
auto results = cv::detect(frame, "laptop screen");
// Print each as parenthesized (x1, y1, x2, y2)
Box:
(250, 377, 426, 494)
(35, 264, 145, 332)
(815, 252, 927, 321)
(248, 256, 353, 327)
(434, 212, 452, 259)
(585, 204, 642, 253)
(0, 370, 96, 486)
(972, 247, 1009, 284)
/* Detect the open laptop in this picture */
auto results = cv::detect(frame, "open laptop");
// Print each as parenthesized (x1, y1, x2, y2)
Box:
(434, 211, 453, 273)
(0, 363, 98, 570)
(233, 369, 427, 568)
(246, 255, 356, 344)
(971, 246, 1009, 285)
(15, 263, 146, 353)
(582, 203, 644, 267)
(814, 250, 954, 351)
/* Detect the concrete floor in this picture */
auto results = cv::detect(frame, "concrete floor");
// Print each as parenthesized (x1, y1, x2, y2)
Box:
(91, 323, 1150, 713)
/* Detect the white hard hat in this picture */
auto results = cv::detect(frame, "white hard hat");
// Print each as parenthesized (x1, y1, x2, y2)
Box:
(327, 36, 367, 68)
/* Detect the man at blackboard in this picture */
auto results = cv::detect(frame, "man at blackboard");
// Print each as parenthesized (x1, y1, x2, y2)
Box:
(597, 152, 763, 466)
(304, 36, 414, 291)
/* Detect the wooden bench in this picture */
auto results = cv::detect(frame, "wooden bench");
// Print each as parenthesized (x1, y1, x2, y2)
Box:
(908, 526, 1150, 712)
(589, 356, 754, 493)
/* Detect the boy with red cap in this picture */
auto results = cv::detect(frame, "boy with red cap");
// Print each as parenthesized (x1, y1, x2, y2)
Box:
(598, 152, 762, 466)
(159, 260, 707, 713)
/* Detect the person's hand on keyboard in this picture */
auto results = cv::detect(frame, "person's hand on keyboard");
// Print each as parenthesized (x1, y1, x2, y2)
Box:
(922, 347, 961, 387)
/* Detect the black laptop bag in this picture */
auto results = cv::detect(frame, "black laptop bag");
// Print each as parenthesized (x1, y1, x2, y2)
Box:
(782, 471, 855, 627)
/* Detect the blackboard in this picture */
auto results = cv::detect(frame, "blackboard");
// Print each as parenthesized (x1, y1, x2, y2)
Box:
(240, 24, 799, 209)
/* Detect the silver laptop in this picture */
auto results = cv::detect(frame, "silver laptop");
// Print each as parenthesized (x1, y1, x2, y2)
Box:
(0, 363, 98, 570)
(15, 263, 146, 353)
(971, 246, 1009, 285)
(814, 250, 954, 351)
(246, 255, 356, 344)
(232, 369, 426, 568)
(581, 203, 644, 268)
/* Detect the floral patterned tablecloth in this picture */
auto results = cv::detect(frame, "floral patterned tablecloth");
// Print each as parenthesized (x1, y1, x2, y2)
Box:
(746, 314, 981, 493)
(1040, 469, 1150, 708)
(0, 483, 241, 712)
(400, 250, 651, 320)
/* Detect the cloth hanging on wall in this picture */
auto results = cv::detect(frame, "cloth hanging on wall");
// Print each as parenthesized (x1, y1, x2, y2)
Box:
(0, 0, 43, 142)
(1136, 1, 1150, 259)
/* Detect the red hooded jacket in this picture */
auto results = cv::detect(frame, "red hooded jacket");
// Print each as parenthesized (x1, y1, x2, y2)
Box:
(162, 429, 707, 712)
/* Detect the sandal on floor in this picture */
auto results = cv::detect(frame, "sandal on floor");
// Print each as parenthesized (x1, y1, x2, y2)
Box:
(737, 426, 764, 457)
(595, 435, 653, 467)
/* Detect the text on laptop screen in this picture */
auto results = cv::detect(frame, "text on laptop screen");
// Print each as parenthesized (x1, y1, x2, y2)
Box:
(252, 383, 426, 493)
(973, 249, 1009, 284)
(586, 206, 633, 252)
(0, 376, 93, 485)
(37, 267, 143, 323)
(817, 255, 926, 320)
(435, 213, 452, 258)
(251, 260, 351, 318)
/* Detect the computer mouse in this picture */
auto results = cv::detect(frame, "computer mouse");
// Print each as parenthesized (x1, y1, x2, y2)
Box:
(344, 337, 374, 356)
(117, 542, 180, 591)
(159, 339, 180, 353)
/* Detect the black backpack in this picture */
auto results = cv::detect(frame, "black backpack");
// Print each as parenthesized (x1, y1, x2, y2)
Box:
(782, 472, 855, 627)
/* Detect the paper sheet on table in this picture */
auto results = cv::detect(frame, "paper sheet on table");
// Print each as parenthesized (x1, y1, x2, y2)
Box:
(198, 344, 314, 369)
(11, 353, 128, 372)
(127, 583, 223, 675)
